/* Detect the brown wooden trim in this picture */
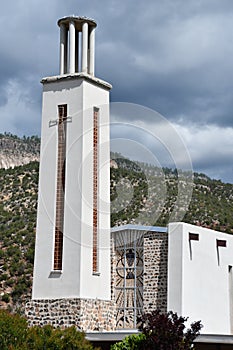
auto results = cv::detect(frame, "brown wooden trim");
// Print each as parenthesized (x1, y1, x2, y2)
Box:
(217, 239, 227, 248)
(53, 104, 67, 270)
(189, 233, 199, 241)
(93, 107, 99, 273)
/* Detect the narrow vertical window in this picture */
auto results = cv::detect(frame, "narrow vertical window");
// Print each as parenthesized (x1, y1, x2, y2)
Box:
(93, 107, 99, 273)
(53, 104, 67, 270)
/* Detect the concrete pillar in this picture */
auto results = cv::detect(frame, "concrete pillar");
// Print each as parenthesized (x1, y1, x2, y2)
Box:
(75, 30, 79, 73)
(69, 21, 76, 74)
(89, 27, 95, 76)
(82, 22, 88, 73)
(59, 24, 67, 75)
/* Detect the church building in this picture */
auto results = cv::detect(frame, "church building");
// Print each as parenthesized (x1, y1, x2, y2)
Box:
(25, 15, 233, 348)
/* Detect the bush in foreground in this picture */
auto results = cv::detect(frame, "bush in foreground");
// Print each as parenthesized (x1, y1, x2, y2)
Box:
(111, 310, 202, 350)
(111, 333, 146, 350)
(0, 309, 28, 350)
(25, 325, 95, 350)
(0, 310, 99, 350)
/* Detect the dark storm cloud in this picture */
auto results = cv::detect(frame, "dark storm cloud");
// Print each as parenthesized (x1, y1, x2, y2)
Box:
(1, 0, 233, 129)
(95, 0, 233, 128)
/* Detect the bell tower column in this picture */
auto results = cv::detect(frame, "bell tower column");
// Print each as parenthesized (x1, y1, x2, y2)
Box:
(26, 15, 116, 332)
(69, 20, 76, 73)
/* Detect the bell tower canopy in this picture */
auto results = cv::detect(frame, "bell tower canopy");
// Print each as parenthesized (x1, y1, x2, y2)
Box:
(57, 16, 97, 30)
(57, 15, 97, 77)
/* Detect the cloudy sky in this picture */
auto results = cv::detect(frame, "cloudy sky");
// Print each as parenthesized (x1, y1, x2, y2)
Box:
(0, 0, 233, 183)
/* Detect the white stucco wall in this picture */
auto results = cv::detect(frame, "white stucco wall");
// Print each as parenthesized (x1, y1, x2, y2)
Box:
(32, 76, 111, 301)
(168, 222, 233, 335)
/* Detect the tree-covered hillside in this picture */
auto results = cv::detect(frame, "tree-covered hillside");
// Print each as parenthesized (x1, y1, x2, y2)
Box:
(0, 162, 38, 311)
(111, 154, 233, 233)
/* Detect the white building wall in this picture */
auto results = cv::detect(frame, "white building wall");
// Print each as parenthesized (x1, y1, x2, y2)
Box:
(168, 222, 233, 335)
(32, 76, 111, 301)
(80, 81, 111, 299)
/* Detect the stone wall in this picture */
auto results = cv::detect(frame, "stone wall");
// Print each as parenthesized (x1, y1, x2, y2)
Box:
(143, 231, 168, 313)
(110, 236, 116, 303)
(25, 298, 116, 331)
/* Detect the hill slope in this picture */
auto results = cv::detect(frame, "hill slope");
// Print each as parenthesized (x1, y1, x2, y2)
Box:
(0, 136, 233, 310)
(0, 133, 40, 169)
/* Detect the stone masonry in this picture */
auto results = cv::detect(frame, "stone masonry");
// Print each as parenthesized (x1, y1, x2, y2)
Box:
(25, 298, 116, 331)
(143, 231, 168, 314)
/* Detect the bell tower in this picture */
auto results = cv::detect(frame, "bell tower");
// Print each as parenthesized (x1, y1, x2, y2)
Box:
(26, 16, 115, 331)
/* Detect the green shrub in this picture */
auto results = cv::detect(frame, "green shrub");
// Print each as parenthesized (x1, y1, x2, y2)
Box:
(0, 311, 98, 350)
(0, 273, 8, 281)
(5, 278, 14, 287)
(25, 247, 34, 263)
(55, 326, 96, 350)
(0, 309, 27, 350)
(1, 293, 10, 303)
(0, 249, 5, 258)
(25, 325, 97, 350)
(11, 281, 28, 302)
(110, 333, 146, 350)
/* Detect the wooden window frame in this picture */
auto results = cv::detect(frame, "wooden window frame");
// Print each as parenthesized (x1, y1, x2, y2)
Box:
(53, 104, 67, 271)
(93, 107, 99, 274)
